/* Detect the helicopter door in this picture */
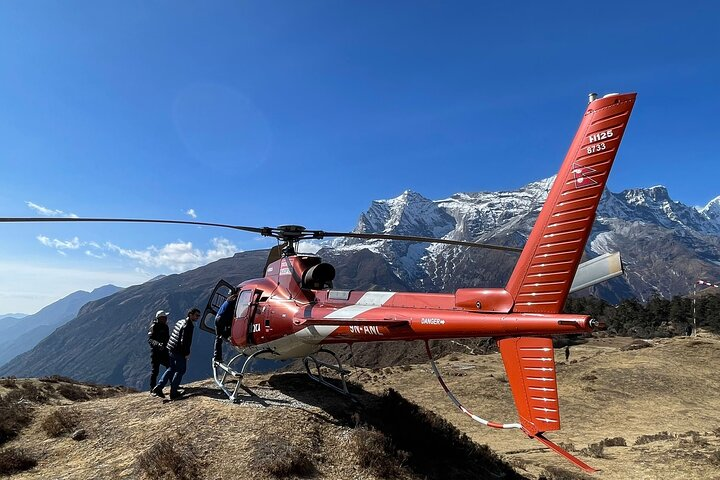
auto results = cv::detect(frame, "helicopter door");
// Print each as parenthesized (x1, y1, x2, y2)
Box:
(200, 279, 236, 334)
(230, 289, 257, 347)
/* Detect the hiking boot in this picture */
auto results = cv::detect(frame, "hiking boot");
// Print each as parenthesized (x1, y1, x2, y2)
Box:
(169, 392, 185, 401)
(151, 386, 165, 398)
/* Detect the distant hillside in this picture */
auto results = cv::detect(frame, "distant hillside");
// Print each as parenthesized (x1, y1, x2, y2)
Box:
(0, 285, 122, 368)
(0, 252, 267, 389)
(0, 315, 28, 336)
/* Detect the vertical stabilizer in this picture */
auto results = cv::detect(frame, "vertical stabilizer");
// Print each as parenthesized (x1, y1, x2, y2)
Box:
(506, 93, 636, 313)
(498, 337, 560, 434)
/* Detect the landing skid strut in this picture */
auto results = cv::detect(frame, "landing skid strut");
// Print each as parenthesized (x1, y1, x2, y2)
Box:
(303, 348, 352, 397)
(212, 348, 274, 402)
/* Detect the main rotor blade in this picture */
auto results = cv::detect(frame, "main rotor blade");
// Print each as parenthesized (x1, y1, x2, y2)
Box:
(0, 217, 269, 235)
(320, 231, 523, 253)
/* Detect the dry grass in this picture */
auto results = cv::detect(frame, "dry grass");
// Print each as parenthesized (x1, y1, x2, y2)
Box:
(356, 335, 720, 479)
(135, 438, 201, 480)
(540, 465, 594, 480)
(2, 335, 720, 480)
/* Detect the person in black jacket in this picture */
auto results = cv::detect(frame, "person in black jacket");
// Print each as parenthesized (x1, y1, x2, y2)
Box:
(213, 292, 237, 363)
(148, 310, 170, 392)
(151, 308, 201, 400)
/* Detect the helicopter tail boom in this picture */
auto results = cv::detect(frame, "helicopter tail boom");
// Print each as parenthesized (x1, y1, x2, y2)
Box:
(505, 93, 636, 314)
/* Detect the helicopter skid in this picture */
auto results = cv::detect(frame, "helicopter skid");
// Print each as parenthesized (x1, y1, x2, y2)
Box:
(303, 348, 352, 397)
(212, 348, 274, 402)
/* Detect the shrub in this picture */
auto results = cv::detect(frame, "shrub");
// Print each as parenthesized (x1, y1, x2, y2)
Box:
(634, 431, 673, 445)
(0, 394, 33, 446)
(39, 375, 79, 384)
(557, 442, 575, 452)
(581, 442, 605, 458)
(250, 437, 316, 478)
(136, 438, 201, 480)
(351, 427, 407, 478)
(56, 383, 89, 402)
(600, 437, 627, 447)
(17, 382, 48, 403)
(0, 377, 18, 389)
(0, 448, 37, 475)
(679, 431, 707, 446)
(41, 409, 79, 438)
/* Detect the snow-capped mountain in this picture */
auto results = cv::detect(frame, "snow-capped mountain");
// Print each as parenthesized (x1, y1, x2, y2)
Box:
(332, 179, 720, 303)
(699, 195, 720, 224)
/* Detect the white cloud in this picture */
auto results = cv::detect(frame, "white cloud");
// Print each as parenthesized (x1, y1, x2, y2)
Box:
(37, 235, 81, 250)
(106, 237, 240, 272)
(206, 238, 237, 262)
(186, 208, 197, 219)
(85, 250, 106, 259)
(25, 201, 78, 218)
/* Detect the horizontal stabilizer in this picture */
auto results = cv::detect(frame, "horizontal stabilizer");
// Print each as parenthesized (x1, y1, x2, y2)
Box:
(498, 336, 560, 435)
(570, 251, 623, 293)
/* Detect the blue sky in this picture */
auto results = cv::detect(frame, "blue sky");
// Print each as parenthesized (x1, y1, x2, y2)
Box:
(1, 1, 718, 313)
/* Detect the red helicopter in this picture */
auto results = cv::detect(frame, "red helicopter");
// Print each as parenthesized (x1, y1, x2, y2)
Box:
(1, 92, 636, 472)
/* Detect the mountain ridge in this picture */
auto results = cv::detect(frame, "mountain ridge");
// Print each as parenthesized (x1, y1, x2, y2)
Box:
(0, 284, 123, 368)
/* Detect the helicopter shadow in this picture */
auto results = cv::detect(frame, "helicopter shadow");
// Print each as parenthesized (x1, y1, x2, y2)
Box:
(266, 372, 523, 480)
(264, 373, 365, 424)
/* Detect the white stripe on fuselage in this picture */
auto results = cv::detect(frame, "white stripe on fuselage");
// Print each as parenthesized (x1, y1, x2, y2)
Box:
(239, 325, 337, 360)
(237, 292, 396, 359)
(324, 291, 395, 319)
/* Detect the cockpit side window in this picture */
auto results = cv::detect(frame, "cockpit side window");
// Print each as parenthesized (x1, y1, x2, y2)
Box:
(235, 290, 253, 319)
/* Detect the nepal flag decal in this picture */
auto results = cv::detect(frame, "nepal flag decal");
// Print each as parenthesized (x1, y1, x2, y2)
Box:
(572, 163, 599, 189)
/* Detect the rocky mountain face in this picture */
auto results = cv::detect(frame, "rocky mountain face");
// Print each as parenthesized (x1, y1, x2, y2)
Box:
(0, 285, 122, 368)
(333, 179, 720, 303)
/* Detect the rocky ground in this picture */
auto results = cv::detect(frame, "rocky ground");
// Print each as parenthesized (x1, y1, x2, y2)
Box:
(1, 334, 719, 479)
